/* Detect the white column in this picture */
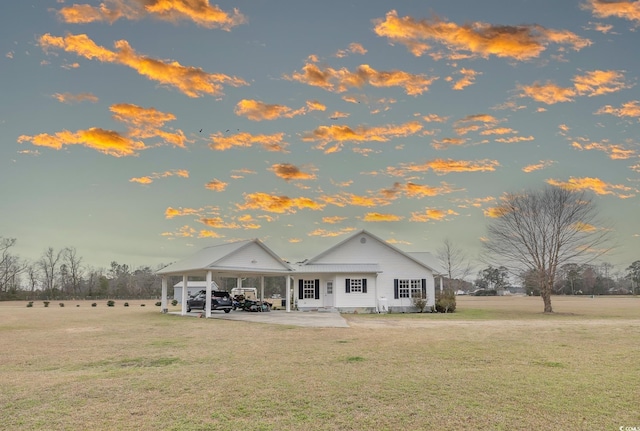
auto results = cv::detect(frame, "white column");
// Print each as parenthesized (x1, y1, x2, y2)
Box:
(161, 277, 168, 313)
(205, 271, 212, 318)
(286, 275, 291, 312)
(181, 275, 188, 315)
(439, 276, 443, 294)
(260, 276, 265, 307)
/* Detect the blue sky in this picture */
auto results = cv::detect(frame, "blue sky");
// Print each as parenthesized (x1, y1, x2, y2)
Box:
(1, 0, 638, 273)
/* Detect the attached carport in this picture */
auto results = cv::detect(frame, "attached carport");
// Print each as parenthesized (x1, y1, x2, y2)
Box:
(156, 239, 294, 318)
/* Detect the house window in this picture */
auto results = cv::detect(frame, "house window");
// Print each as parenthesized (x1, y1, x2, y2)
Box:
(302, 280, 316, 299)
(326, 281, 333, 295)
(345, 278, 367, 293)
(395, 279, 427, 299)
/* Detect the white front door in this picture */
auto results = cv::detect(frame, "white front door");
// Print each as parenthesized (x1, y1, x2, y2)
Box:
(324, 280, 334, 308)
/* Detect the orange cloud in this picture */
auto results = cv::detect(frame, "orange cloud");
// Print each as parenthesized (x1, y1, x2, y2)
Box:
(335, 42, 368, 57)
(198, 217, 239, 229)
(270, 163, 316, 181)
(52, 92, 98, 104)
(308, 227, 357, 238)
(451, 68, 481, 90)
(483, 206, 510, 218)
(519, 70, 629, 104)
(237, 193, 325, 213)
(547, 176, 635, 197)
(582, 0, 640, 24)
(404, 181, 463, 198)
(18, 128, 145, 157)
(130, 169, 189, 184)
(234, 99, 324, 121)
(431, 137, 467, 150)
(205, 179, 228, 191)
(39, 33, 247, 97)
(596, 100, 640, 119)
(495, 135, 535, 143)
(302, 121, 422, 153)
(410, 208, 458, 222)
(165, 207, 204, 219)
(571, 140, 636, 160)
(210, 132, 288, 152)
(110, 103, 188, 148)
(58, 0, 246, 30)
(363, 212, 404, 222)
(522, 160, 555, 173)
(320, 192, 395, 208)
(322, 216, 348, 224)
(373, 10, 590, 60)
(423, 113, 449, 123)
(387, 158, 500, 176)
(285, 62, 437, 96)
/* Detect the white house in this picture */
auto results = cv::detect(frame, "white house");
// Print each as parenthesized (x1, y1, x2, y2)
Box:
(292, 230, 441, 313)
(156, 229, 443, 315)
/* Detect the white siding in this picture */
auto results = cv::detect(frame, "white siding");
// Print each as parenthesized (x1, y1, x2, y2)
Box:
(215, 242, 288, 271)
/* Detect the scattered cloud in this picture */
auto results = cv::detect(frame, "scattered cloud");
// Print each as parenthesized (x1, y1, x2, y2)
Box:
(582, 0, 640, 25)
(422, 113, 449, 123)
(270, 163, 317, 181)
(410, 208, 459, 222)
(547, 176, 635, 197)
(451, 68, 481, 90)
(110, 103, 189, 148)
(234, 99, 325, 121)
(335, 42, 367, 57)
(373, 10, 590, 60)
(519, 69, 630, 104)
(386, 158, 500, 176)
(165, 206, 205, 219)
(285, 62, 438, 96)
(431, 137, 467, 150)
(130, 169, 189, 184)
(205, 179, 228, 191)
(571, 139, 636, 159)
(209, 132, 288, 152)
(237, 192, 325, 213)
(52, 92, 98, 104)
(322, 216, 348, 224)
(596, 100, 640, 119)
(18, 128, 146, 157)
(495, 135, 535, 143)
(57, 0, 246, 30)
(302, 121, 423, 153)
(39, 33, 248, 97)
(362, 212, 404, 222)
(308, 227, 357, 237)
(522, 160, 555, 172)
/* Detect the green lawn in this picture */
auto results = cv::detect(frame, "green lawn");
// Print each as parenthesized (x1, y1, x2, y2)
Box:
(1, 296, 639, 430)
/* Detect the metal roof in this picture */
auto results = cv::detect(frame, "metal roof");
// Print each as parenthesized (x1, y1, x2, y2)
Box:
(292, 263, 381, 274)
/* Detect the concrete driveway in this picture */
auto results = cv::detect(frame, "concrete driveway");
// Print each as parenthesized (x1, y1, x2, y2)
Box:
(178, 309, 350, 328)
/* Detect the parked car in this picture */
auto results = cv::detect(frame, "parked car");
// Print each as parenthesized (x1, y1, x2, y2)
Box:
(186, 290, 232, 313)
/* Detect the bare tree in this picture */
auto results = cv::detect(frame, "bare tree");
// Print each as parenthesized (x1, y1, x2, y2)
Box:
(482, 186, 613, 313)
(39, 247, 63, 299)
(437, 238, 473, 292)
(0, 237, 24, 296)
(62, 247, 83, 298)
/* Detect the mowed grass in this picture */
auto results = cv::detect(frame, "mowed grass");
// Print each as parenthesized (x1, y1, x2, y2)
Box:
(1, 297, 639, 430)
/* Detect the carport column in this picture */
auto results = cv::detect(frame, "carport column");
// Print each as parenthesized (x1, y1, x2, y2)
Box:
(161, 277, 168, 313)
(260, 276, 264, 304)
(205, 271, 212, 318)
(181, 275, 188, 316)
(286, 275, 291, 313)
(439, 276, 443, 294)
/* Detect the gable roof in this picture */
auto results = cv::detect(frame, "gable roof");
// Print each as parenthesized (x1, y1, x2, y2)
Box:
(305, 229, 443, 274)
(156, 239, 293, 276)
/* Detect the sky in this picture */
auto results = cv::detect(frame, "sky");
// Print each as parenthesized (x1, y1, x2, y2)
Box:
(1, 0, 639, 275)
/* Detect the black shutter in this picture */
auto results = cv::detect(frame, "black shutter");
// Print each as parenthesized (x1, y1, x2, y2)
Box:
(421, 279, 427, 298)
(298, 279, 303, 300)
(394, 279, 399, 299)
(346, 278, 351, 293)
(314, 279, 320, 299)
(362, 279, 367, 293)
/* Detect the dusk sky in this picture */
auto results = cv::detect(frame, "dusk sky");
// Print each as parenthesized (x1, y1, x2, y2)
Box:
(2, 0, 639, 273)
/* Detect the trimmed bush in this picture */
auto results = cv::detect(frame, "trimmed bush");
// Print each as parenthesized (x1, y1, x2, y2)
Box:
(59, 303, 65, 307)
(155, 301, 161, 307)
(107, 300, 115, 307)
(124, 302, 129, 307)
(140, 304, 146, 307)
(26, 302, 33, 308)
(91, 303, 97, 307)
(171, 299, 178, 306)
(43, 301, 50, 308)
(435, 289, 457, 313)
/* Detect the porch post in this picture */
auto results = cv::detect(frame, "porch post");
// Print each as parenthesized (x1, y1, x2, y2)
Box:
(181, 275, 188, 315)
(260, 276, 265, 304)
(439, 276, 443, 294)
(161, 277, 168, 313)
(286, 275, 291, 313)
(205, 271, 212, 318)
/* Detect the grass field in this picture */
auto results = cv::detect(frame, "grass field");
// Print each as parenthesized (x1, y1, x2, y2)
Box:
(1, 296, 639, 430)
